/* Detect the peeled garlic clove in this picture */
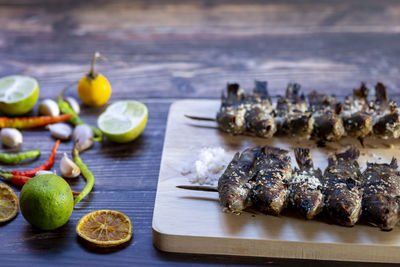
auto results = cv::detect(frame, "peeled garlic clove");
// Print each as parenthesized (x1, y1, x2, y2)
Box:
(48, 123, 72, 140)
(39, 99, 60, 116)
(60, 153, 80, 178)
(1, 128, 23, 148)
(64, 96, 80, 114)
(36, 170, 56, 176)
(73, 124, 94, 152)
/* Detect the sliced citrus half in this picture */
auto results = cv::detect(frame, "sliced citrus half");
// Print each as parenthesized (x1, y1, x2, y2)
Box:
(0, 183, 18, 223)
(97, 100, 148, 143)
(0, 75, 39, 115)
(76, 210, 133, 247)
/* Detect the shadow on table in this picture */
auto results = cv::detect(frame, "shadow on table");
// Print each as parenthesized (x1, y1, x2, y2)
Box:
(98, 134, 147, 160)
(23, 221, 72, 252)
(77, 234, 133, 254)
(153, 249, 396, 267)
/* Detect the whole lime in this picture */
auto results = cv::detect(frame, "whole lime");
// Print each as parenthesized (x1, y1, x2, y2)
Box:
(19, 174, 74, 230)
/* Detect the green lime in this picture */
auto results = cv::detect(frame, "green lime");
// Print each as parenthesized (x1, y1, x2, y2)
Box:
(19, 174, 74, 230)
(0, 75, 39, 115)
(97, 100, 148, 143)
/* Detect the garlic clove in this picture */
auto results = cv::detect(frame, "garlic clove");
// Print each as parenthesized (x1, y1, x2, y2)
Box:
(64, 97, 80, 114)
(39, 99, 60, 116)
(1, 128, 23, 148)
(73, 124, 94, 152)
(60, 153, 80, 178)
(48, 123, 72, 140)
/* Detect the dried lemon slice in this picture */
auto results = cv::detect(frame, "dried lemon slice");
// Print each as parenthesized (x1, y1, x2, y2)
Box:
(0, 183, 18, 223)
(76, 210, 133, 247)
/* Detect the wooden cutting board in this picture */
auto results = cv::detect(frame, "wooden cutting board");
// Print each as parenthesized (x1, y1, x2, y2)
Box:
(152, 99, 400, 263)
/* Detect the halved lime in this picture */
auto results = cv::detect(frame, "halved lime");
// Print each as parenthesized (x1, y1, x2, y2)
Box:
(0, 75, 39, 115)
(97, 100, 148, 143)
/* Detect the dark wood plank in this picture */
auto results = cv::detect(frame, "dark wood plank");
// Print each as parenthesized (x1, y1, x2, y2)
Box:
(1, 0, 400, 98)
(1, 0, 400, 266)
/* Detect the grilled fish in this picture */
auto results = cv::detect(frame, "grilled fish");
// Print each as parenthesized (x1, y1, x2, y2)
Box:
(362, 158, 400, 231)
(217, 147, 260, 213)
(250, 146, 292, 215)
(244, 81, 276, 138)
(276, 83, 314, 138)
(371, 83, 400, 139)
(323, 147, 362, 226)
(216, 83, 247, 135)
(290, 148, 324, 219)
(341, 83, 373, 143)
(308, 91, 344, 145)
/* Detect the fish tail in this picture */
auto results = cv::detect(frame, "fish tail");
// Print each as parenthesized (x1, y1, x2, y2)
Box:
(336, 146, 360, 161)
(253, 80, 269, 99)
(375, 82, 388, 102)
(286, 83, 301, 99)
(390, 157, 398, 169)
(294, 148, 313, 169)
(353, 82, 369, 100)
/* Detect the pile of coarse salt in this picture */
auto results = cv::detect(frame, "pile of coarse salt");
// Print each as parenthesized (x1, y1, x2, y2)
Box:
(181, 147, 232, 185)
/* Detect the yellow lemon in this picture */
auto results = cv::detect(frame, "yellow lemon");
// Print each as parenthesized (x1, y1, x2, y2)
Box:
(77, 52, 111, 107)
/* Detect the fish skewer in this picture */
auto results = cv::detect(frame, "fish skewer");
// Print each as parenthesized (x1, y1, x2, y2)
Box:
(276, 83, 314, 138)
(308, 91, 345, 146)
(250, 146, 292, 215)
(371, 83, 400, 139)
(290, 148, 324, 219)
(341, 83, 373, 144)
(361, 158, 400, 231)
(323, 147, 362, 226)
(217, 147, 260, 213)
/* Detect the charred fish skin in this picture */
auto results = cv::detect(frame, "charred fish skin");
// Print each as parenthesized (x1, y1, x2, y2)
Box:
(277, 83, 314, 138)
(217, 147, 260, 213)
(290, 148, 324, 220)
(362, 158, 400, 231)
(323, 147, 362, 226)
(251, 146, 292, 215)
(371, 83, 400, 139)
(216, 83, 247, 135)
(341, 83, 373, 140)
(244, 81, 276, 138)
(308, 91, 345, 144)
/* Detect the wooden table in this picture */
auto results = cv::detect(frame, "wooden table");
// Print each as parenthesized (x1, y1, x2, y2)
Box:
(1, 0, 399, 266)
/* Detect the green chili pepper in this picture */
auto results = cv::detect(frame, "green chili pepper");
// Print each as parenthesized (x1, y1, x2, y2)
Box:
(0, 150, 40, 164)
(56, 82, 103, 142)
(72, 143, 94, 206)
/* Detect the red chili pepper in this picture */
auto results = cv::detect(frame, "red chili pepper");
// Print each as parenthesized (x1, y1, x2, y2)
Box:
(11, 140, 60, 177)
(1, 173, 80, 195)
(0, 114, 72, 129)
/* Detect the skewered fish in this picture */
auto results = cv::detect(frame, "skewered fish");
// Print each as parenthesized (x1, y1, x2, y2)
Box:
(216, 83, 247, 135)
(250, 146, 292, 215)
(323, 147, 362, 226)
(276, 83, 314, 138)
(341, 83, 373, 143)
(290, 148, 324, 219)
(243, 81, 276, 138)
(362, 158, 400, 231)
(308, 91, 345, 145)
(217, 147, 260, 213)
(371, 83, 400, 139)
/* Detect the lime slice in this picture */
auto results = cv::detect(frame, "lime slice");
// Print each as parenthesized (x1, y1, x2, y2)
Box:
(98, 100, 148, 143)
(0, 75, 39, 115)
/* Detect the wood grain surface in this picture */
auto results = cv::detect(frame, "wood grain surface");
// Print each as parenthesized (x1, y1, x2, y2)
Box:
(0, 0, 399, 266)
